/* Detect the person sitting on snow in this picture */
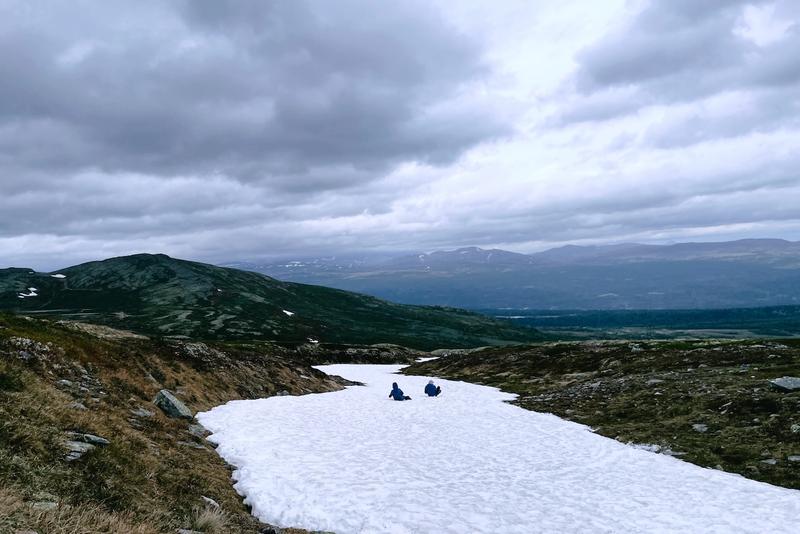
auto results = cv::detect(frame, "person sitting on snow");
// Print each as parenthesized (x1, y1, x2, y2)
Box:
(389, 382, 411, 401)
(424, 380, 442, 397)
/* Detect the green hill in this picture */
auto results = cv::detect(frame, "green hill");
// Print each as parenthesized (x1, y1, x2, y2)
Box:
(0, 254, 542, 349)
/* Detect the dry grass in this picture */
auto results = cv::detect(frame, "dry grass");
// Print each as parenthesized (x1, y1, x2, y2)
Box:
(0, 487, 164, 534)
(1, 314, 346, 533)
(188, 505, 229, 533)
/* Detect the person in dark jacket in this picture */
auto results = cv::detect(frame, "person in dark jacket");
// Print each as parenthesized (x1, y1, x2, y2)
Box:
(389, 382, 411, 401)
(424, 380, 442, 397)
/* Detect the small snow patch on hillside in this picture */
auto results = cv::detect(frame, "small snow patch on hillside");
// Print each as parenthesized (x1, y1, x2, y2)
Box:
(51, 274, 66, 279)
(18, 287, 39, 298)
(282, 310, 295, 317)
(308, 338, 319, 344)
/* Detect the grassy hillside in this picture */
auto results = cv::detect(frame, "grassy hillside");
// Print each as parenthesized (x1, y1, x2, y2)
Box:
(0, 313, 349, 533)
(406, 340, 800, 489)
(0, 254, 543, 350)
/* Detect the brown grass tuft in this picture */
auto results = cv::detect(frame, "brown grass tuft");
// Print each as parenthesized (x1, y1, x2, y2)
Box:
(189, 504, 229, 533)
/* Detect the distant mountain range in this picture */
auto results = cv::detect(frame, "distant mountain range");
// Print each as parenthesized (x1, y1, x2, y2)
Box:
(225, 239, 800, 309)
(0, 254, 543, 349)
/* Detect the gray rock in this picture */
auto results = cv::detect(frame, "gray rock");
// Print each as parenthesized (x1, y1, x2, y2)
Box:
(176, 530, 203, 534)
(131, 407, 155, 418)
(188, 424, 208, 438)
(65, 432, 110, 447)
(56, 379, 73, 388)
(178, 440, 207, 450)
(276, 390, 290, 396)
(201, 495, 220, 509)
(33, 492, 58, 502)
(14, 529, 40, 534)
(153, 389, 193, 419)
(760, 458, 778, 465)
(69, 401, 87, 411)
(64, 440, 95, 461)
(787, 455, 800, 462)
(646, 379, 665, 386)
(30, 501, 58, 511)
(769, 376, 800, 392)
(691, 423, 708, 433)
(82, 433, 110, 446)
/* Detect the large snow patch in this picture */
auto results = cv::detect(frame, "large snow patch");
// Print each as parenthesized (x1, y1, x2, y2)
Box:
(198, 364, 799, 533)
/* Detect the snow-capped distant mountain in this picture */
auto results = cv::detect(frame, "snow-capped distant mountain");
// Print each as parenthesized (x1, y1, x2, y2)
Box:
(226, 239, 800, 310)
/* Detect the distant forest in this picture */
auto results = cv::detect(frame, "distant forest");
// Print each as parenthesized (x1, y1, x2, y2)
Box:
(482, 306, 800, 339)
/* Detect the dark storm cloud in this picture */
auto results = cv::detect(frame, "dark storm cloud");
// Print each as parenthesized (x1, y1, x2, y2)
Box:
(2, 0, 799, 271)
(0, 0, 505, 187)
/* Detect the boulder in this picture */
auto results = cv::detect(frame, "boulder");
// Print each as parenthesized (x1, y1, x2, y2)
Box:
(65, 440, 94, 461)
(769, 376, 800, 392)
(691, 423, 708, 433)
(131, 407, 155, 418)
(153, 389, 193, 419)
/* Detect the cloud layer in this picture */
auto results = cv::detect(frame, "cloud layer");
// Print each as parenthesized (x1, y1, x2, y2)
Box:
(1, 0, 799, 269)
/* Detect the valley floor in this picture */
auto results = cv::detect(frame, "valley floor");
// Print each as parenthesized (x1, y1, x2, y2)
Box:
(198, 364, 800, 534)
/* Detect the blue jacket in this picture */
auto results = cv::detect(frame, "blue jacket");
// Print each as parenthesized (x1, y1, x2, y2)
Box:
(390, 382, 405, 401)
(425, 383, 439, 397)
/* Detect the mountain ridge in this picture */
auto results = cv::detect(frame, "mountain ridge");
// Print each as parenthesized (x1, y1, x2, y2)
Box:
(0, 253, 543, 349)
(228, 239, 800, 309)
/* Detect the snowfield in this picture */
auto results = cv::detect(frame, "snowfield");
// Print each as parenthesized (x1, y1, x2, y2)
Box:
(198, 365, 800, 534)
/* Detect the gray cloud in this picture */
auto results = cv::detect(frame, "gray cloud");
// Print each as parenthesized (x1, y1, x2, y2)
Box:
(0, 0, 505, 186)
(1, 0, 799, 271)
(561, 0, 800, 139)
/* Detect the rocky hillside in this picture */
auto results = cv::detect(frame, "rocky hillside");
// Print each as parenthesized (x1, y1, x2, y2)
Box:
(0, 254, 543, 350)
(406, 339, 800, 490)
(0, 313, 352, 533)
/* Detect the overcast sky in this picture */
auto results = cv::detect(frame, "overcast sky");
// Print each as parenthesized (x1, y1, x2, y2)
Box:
(2, 0, 800, 270)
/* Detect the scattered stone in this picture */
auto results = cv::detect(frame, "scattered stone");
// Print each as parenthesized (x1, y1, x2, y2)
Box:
(177, 440, 207, 450)
(66, 431, 110, 447)
(646, 379, 664, 386)
(131, 407, 155, 418)
(260, 527, 283, 534)
(69, 401, 87, 411)
(14, 530, 40, 534)
(177, 530, 203, 534)
(64, 440, 95, 461)
(276, 390, 290, 396)
(153, 389, 193, 419)
(691, 424, 708, 433)
(760, 458, 778, 465)
(201, 496, 220, 509)
(82, 433, 111, 446)
(188, 424, 208, 438)
(769, 376, 800, 392)
(56, 379, 73, 388)
(787, 455, 800, 462)
(30, 501, 58, 511)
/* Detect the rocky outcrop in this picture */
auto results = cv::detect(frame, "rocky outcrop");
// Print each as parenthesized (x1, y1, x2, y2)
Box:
(769, 376, 800, 392)
(154, 389, 193, 419)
